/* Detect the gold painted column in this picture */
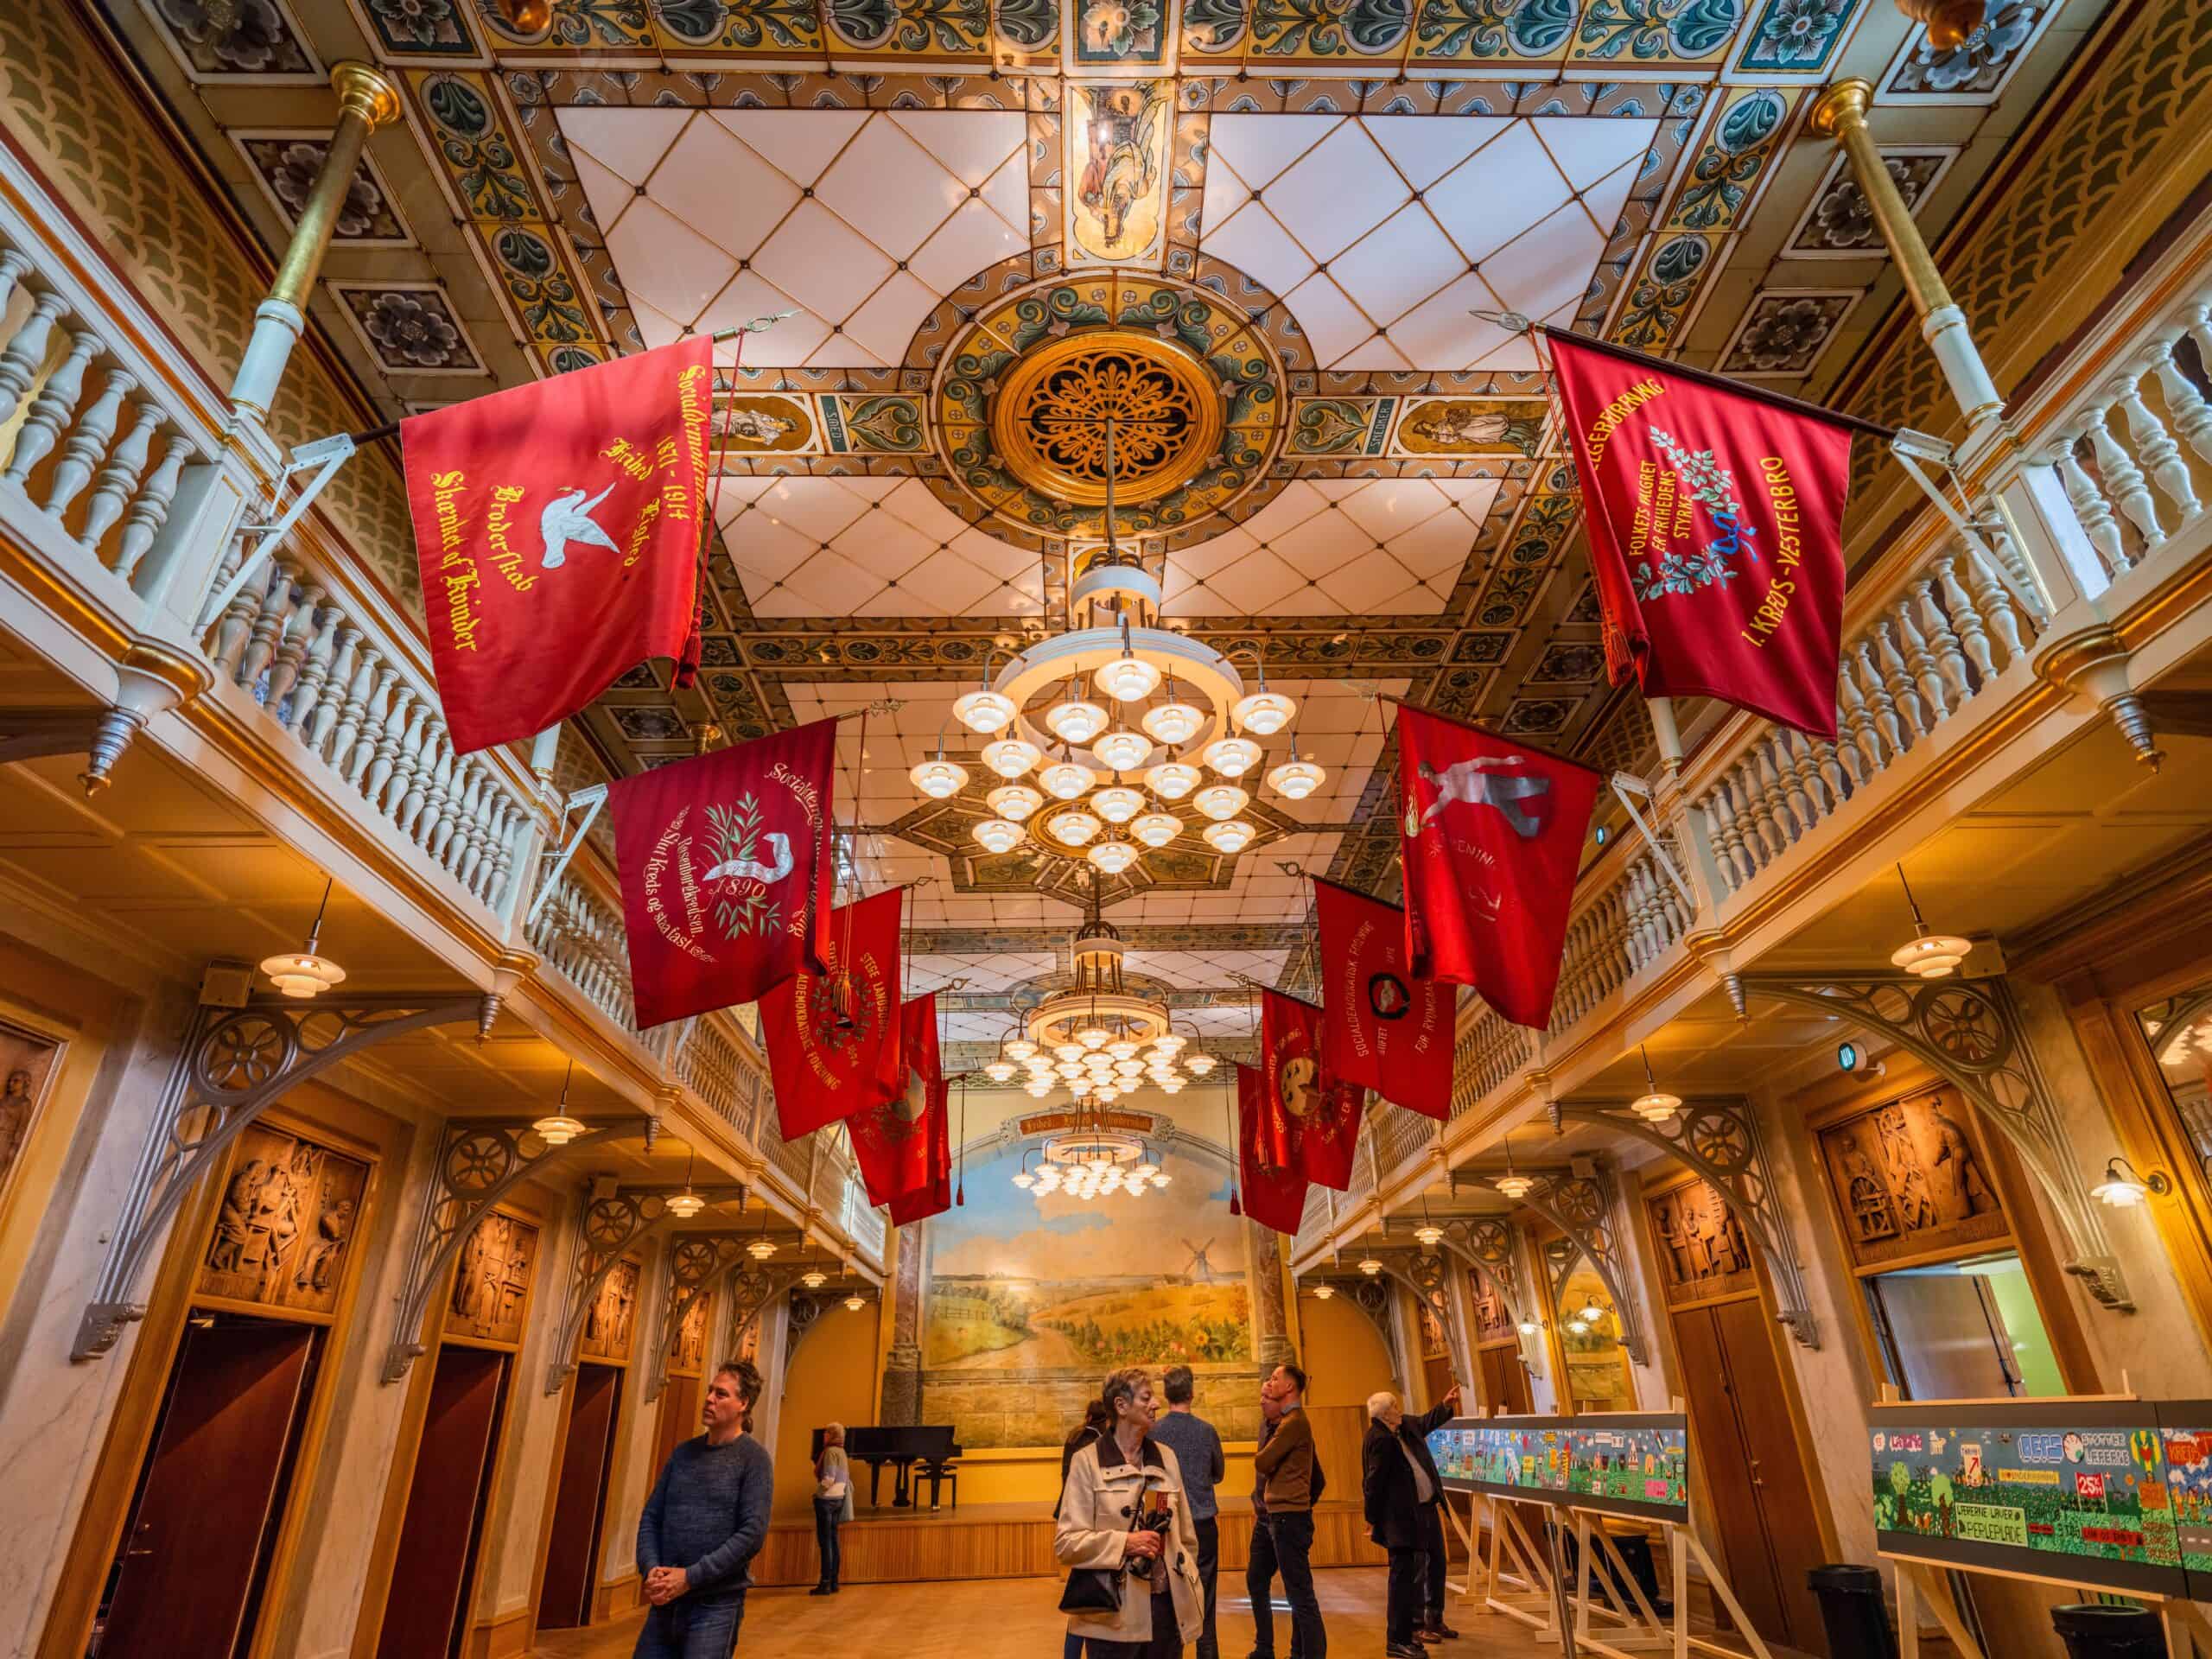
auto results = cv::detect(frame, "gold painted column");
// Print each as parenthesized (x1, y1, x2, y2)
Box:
(1808, 79, 2005, 440)
(229, 61, 402, 422)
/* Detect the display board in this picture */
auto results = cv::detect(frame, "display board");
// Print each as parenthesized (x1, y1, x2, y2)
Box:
(1868, 1400, 2212, 1597)
(1428, 1412, 1690, 1523)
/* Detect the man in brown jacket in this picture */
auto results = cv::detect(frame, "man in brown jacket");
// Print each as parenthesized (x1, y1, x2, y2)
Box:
(1249, 1363, 1325, 1659)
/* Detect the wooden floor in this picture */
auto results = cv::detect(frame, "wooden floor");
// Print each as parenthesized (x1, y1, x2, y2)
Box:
(526, 1566, 1804, 1657)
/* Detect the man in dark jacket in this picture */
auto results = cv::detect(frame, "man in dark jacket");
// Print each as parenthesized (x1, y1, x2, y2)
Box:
(1361, 1385, 1460, 1656)
(635, 1359, 774, 1658)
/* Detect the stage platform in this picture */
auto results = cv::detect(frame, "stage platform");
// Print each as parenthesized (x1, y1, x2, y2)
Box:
(752, 1498, 1389, 1588)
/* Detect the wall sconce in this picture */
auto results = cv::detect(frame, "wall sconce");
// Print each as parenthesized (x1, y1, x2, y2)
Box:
(2092, 1155, 2173, 1208)
(1516, 1318, 1542, 1337)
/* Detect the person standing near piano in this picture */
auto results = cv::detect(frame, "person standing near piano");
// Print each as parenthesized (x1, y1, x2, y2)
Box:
(811, 1422, 853, 1596)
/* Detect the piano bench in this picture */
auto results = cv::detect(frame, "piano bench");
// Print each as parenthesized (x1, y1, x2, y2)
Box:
(923, 1460, 959, 1511)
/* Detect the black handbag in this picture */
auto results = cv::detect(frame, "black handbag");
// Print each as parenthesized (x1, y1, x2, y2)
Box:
(1058, 1567, 1124, 1614)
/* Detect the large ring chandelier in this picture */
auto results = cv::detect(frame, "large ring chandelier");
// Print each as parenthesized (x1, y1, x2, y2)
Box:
(909, 410, 1326, 872)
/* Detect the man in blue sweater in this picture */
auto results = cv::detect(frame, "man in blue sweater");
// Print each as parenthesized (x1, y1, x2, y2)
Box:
(634, 1358, 775, 1658)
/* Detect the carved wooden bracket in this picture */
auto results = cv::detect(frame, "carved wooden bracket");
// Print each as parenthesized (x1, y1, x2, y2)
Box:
(1554, 1096, 1818, 1348)
(1741, 972, 2129, 1310)
(545, 1185, 743, 1395)
(1437, 1216, 1526, 1329)
(642, 1230, 751, 1404)
(1511, 1161, 1649, 1366)
(77, 990, 486, 1363)
(725, 1259, 813, 1363)
(379, 1116, 643, 1384)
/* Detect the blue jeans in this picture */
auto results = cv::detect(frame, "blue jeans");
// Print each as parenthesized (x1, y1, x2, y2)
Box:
(633, 1592, 746, 1658)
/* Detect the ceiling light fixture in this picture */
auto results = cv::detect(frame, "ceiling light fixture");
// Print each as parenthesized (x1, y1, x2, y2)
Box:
(1493, 1137, 1534, 1201)
(1890, 863, 1974, 979)
(987, 784, 1043, 822)
(261, 875, 347, 998)
(1313, 1282, 1336, 1300)
(532, 1060, 588, 1147)
(1358, 1256, 1382, 1275)
(844, 1293, 866, 1312)
(1145, 757, 1201, 800)
(1202, 734, 1262, 778)
(1131, 811, 1181, 849)
(1087, 839, 1138, 875)
(972, 818, 1023, 855)
(666, 1144, 706, 1218)
(982, 736, 1040, 778)
(1046, 696, 1109, 746)
(910, 748, 968, 800)
(1048, 809, 1103, 847)
(1202, 819, 1255, 855)
(1141, 699, 1204, 747)
(1091, 729, 1152, 773)
(1631, 1044, 1682, 1123)
(1092, 785, 1144, 823)
(953, 687, 1017, 734)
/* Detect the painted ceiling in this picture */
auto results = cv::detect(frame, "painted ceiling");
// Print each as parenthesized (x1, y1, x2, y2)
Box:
(99, 0, 2102, 1058)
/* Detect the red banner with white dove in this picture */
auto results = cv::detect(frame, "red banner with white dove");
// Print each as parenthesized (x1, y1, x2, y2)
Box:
(402, 337, 715, 754)
(850, 994, 945, 1209)
(1259, 988, 1364, 1192)
(1547, 330, 1853, 741)
(1236, 1063, 1311, 1236)
(1395, 704, 1600, 1033)
(762, 887, 905, 1140)
(1312, 876, 1453, 1122)
(607, 718, 836, 1029)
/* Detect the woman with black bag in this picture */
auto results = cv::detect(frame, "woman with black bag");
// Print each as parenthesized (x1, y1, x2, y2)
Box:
(1055, 1368, 1205, 1659)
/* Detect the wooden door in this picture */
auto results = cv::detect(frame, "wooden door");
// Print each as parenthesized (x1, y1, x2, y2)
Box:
(1673, 1303, 1828, 1655)
(537, 1363, 623, 1630)
(376, 1345, 511, 1659)
(1477, 1344, 1530, 1414)
(98, 1318, 318, 1656)
(653, 1372, 700, 1479)
(1712, 1297, 1828, 1652)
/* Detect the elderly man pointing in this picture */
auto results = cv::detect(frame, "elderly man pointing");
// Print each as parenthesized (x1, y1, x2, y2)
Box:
(1361, 1385, 1460, 1656)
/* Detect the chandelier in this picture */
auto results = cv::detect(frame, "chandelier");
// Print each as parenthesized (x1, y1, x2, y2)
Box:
(993, 892, 1215, 1199)
(915, 416, 1325, 873)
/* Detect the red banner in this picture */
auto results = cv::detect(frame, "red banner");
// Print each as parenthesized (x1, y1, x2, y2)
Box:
(402, 337, 715, 754)
(1548, 331, 1853, 740)
(762, 888, 904, 1139)
(1259, 988, 1363, 1192)
(1313, 877, 1452, 1122)
(1236, 1064, 1310, 1236)
(849, 995, 945, 1208)
(1395, 704, 1599, 1032)
(607, 719, 836, 1028)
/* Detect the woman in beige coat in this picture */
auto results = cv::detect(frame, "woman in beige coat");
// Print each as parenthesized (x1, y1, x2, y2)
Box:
(1056, 1368, 1205, 1658)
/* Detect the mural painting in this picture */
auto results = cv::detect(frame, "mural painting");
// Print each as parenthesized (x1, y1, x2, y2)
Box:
(1393, 397, 1547, 456)
(715, 393, 814, 454)
(919, 1141, 1259, 1447)
(449, 1211, 537, 1345)
(1065, 81, 1172, 265)
(197, 1122, 368, 1316)
(1816, 1088, 2006, 1268)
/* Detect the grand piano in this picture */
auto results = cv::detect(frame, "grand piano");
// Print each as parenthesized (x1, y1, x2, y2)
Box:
(830, 1425, 962, 1511)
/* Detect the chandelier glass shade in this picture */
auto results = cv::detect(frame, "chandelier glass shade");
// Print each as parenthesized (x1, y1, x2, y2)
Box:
(1233, 689, 1295, 735)
(1046, 808, 1103, 846)
(982, 736, 1041, 778)
(1141, 701, 1204, 745)
(1039, 759, 1093, 800)
(1092, 785, 1145, 823)
(988, 784, 1043, 822)
(1132, 811, 1181, 848)
(1202, 734, 1261, 778)
(1145, 758, 1200, 800)
(954, 688, 1017, 734)
(1091, 729, 1152, 772)
(1087, 840, 1139, 874)
(1193, 784, 1249, 822)
(973, 817, 1023, 854)
(911, 755, 967, 798)
(1046, 699, 1109, 744)
(1202, 819, 1255, 854)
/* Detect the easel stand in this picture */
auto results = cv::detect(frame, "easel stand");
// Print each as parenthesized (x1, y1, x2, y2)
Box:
(1886, 1554, 2212, 1659)
(1475, 1491, 1573, 1647)
(1567, 1507, 1777, 1659)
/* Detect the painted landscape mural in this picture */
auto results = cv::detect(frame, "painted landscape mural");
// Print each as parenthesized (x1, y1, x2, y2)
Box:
(920, 1141, 1262, 1447)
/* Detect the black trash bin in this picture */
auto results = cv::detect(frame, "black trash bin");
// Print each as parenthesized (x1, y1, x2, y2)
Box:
(1807, 1563, 1897, 1659)
(2051, 1604, 2164, 1658)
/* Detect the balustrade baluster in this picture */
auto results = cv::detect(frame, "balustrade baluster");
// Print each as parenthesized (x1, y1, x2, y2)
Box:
(1850, 639, 1902, 763)
(0, 292, 69, 433)
(1891, 594, 1949, 728)
(214, 561, 281, 683)
(1783, 730, 1828, 823)
(264, 582, 322, 724)
(2042, 436, 2128, 575)
(2082, 398, 2164, 551)
(1914, 575, 1974, 707)
(414, 721, 454, 848)
(2116, 356, 2198, 515)
(1870, 621, 1925, 741)
(0, 250, 32, 317)
(382, 696, 429, 820)
(1936, 553, 1997, 685)
(363, 678, 408, 804)
(306, 625, 360, 761)
(327, 646, 381, 779)
(2147, 336, 2212, 467)
(455, 765, 493, 887)
(237, 562, 299, 693)
(445, 763, 483, 875)
(484, 799, 519, 910)
(114, 431, 194, 588)
(1752, 738, 1800, 847)
(46, 362, 130, 512)
(1834, 669, 1873, 788)
(1707, 779, 1754, 890)
(1810, 735, 1850, 814)
(79, 401, 158, 556)
(7, 328, 104, 485)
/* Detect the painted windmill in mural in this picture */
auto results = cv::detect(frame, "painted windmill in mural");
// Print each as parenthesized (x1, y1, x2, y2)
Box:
(1180, 1238, 1219, 1284)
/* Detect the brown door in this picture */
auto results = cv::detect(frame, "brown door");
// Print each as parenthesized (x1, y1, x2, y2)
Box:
(538, 1363, 624, 1630)
(1421, 1351, 1452, 1408)
(1673, 1301, 1830, 1655)
(1478, 1344, 1531, 1414)
(97, 1317, 318, 1656)
(376, 1345, 511, 1659)
(653, 1373, 700, 1479)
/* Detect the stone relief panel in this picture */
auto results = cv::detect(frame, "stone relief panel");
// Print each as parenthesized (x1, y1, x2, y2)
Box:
(581, 1255, 641, 1363)
(448, 1211, 539, 1345)
(1645, 1178, 1758, 1306)
(0, 1022, 61, 1205)
(1815, 1088, 2007, 1269)
(197, 1123, 368, 1314)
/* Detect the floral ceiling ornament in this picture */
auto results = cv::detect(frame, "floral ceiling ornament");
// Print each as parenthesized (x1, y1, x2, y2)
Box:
(244, 138, 402, 241)
(152, 0, 315, 74)
(1741, 0, 1858, 72)
(1720, 291, 1856, 377)
(338, 287, 485, 374)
